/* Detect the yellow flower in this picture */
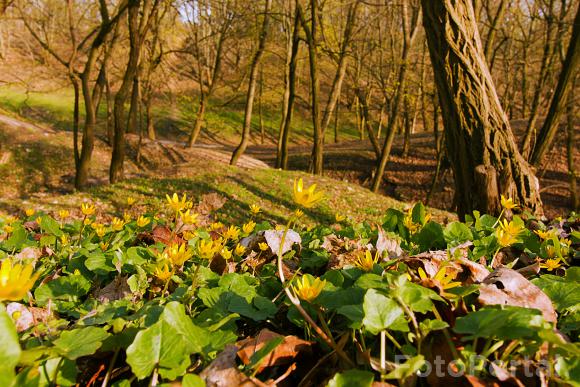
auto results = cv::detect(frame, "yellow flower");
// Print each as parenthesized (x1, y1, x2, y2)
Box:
(166, 193, 188, 213)
(499, 219, 524, 238)
(335, 213, 346, 222)
(60, 234, 69, 245)
(223, 226, 240, 241)
(94, 224, 106, 238)
(235, 244, 246, 256)
(540, 258, 562, 272)
(25, 209, 35, 217)
(535, 229, 555, 240)
(500, 195, 518, 210)
(221, 247, 232, 260)
(136, 216, 150, 228)
(83, 218, 93, 226)
(99, 242, 109, 251)
(292, 275, 326, 303)
(111, 217, 125, 232)
(154, 262, 173, 281)
(355, 250, 378, 272)
(211, 222, 224, 231)
(183, 230, 196, 240)
(294, 209, 304, 218)
(127, 197, 136, 206)
(0, 258, 39, 301)
(3, 225, 14, 234)
(197, 239, 217, 260)
(242, 221, 256, 235)
(403, 215, 420, 234)
(250, 204, 261, 215)
(123, 212, 132, 222)
(165, 243, 193, 266)
(5, 215, 17, 224)
(495, 229, 518, 247)
(560, 238, 571, 248)
(58, 210, 70, 219)
(179, 210, 198, 225)
(81, 203, 96, 216)
(418, 266, 461, 291)
(293, 178, 324, 208)
(258, 242, 269, 252)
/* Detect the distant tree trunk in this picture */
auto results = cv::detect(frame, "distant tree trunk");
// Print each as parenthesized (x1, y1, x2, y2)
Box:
(334, 102, 340, 143)
(483, 0, 507, 68)
(356, 88, 381, 159)
(521, 0, 558, 158)
(320, 0, 360, 136)
(231, 0, 272, 165)
(530, 3, 580, 166)
(127, 76, 140, 134)
(299, 0, 323, 175)
(566, 90, 578, 211)
(258, 66, 265, 144)
(105, 74, 114, 144)
(372, 0, 421, 192)
(110, 0, 142, 183)
(421, 0, 543, 218)
(71, 75, 80, 168)
(276, 5, 300, 169)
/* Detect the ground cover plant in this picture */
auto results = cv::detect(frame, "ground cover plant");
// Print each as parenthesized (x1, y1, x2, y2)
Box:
(0, 180, 578, 386)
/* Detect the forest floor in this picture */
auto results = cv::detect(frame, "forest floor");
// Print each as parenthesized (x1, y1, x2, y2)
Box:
(0, 102, 576, 221)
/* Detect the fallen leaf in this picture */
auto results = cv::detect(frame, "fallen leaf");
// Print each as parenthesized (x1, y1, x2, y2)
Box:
(376, 226, 403, 259)
(478, 267, 557, 323)
(237, 328, 313, 373)
(264, 229, 301, 256)
(200, 344, 258, 387)
(95, 276, 131, 303)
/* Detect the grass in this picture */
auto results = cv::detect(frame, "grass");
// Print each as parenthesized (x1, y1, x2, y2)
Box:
(0, 85, 361, 144)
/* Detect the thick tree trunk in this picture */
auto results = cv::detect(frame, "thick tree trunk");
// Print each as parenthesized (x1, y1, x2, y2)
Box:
(565, 90, 578, 211)
(230, 0, 272, 165)
(421, 0, 543, 218)
(530, 4, 580, 166)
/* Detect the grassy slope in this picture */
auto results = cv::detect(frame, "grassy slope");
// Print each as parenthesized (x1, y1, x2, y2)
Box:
(0, 86, 361, 144)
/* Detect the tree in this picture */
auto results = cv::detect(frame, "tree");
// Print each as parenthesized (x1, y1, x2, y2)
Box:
(230, 0, 272, 165)
(530, 2, 580, 166)
(421, 0, 543, 217)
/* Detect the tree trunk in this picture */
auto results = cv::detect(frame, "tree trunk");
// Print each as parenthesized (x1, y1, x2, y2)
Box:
(530, 3, 580, 166)
(371, 0, 421, 192)
(566, 89, 578, 211)
(421, 0, 543, 218)
(110, 0, 142, 184)
(230, 0, 272, 165)
(299, 0, 323, 175)
(483, 0, 507, 68)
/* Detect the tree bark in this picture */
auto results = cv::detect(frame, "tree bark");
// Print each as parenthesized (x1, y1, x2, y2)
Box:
(230, 0, 272, 165)
(530, 3, 580, 166)
(421, 0, 543, 218)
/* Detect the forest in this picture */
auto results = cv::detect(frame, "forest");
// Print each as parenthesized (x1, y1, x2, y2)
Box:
(0, 0, 578, 386)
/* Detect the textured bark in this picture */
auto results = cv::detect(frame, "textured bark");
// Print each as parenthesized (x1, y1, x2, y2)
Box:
(530, 3, 580, 167)
(483, 0, 507, 67)
(230, 0, 272, 165)
(421, 0, 543, 218)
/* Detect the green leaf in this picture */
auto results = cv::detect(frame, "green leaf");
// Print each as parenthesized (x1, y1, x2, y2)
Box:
(38, 357, 78, 386)
(34, 274, 91, 306)
(443, 222, 473, 246)
(363, 289, 405, 335)
(0, 305, 21, 384)
(126, 320, 189, 380)
(85, 251, 115, 274)
(40, 216, 63, 237)
(419, 319, 449, 336)
(3, 225, 27, 250)
(53, 327, 111, 360)
(182, 374, 206, 387)
(124, 247, 150, 267)
(161, 302, 208, 354)
(327, 369, 374, 387)
(556, 357, 580, 387)
(532, 274, 580, 313)
(385, 355, 426, 381)
(411, 202, 426, 225)
(454, 306, 545, 340)
(412, 222, 445, 251)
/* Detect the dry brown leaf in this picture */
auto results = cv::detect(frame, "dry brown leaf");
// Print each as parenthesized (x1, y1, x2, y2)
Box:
(376, 226, 404, 259)
(200, 344, 258, 387)
(237, 329, 312, 374)
(95, 276, 131, 303)
(479, 267, 557, 323)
